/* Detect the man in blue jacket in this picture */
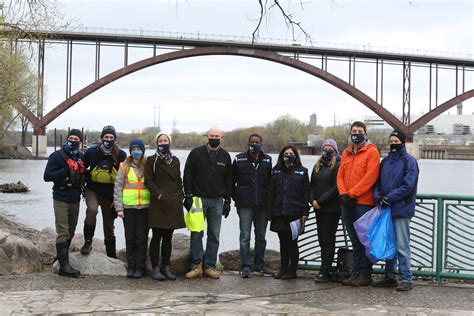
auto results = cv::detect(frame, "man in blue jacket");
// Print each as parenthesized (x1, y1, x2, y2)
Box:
(232, 134, 273, 278)
(44, 129, 85, 277)
(373, 130, 419, 291)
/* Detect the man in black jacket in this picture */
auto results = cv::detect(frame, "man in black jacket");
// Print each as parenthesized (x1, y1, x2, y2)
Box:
(183, 127, 232, 279)
(44, 129, 85, 277)
(232, 134, 273, 278)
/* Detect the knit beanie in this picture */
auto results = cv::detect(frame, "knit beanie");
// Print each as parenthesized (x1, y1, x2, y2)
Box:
(101, 125, 116, 139)
(389, 129, 406, 144)
(67, 129, 82, 142)
(155, 132, 172, 144)
(129, 138, 145, 154)
(321, 139, 338, 152)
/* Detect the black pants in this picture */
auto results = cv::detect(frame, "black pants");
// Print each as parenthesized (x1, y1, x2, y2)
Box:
(316, 211, 341, 275)
(277, 231, 299, 274)
(149, 228, 174, 268)
(123, 208, 148, 271)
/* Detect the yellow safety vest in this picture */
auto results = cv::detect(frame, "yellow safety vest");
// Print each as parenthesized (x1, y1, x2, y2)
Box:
(120, 163, 150, 206)
(184, 197, 205, 232)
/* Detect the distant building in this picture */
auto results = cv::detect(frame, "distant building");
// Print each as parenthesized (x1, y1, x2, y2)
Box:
(310, 113, 317, 127)
(453, 124, 471, 135)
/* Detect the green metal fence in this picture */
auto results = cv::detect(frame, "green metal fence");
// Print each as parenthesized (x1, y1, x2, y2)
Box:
(298, 193, 474, 283)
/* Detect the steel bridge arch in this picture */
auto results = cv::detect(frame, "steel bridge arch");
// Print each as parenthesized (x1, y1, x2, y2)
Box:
(25, 46, 473, 135)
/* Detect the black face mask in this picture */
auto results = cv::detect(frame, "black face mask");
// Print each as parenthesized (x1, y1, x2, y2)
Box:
(390, 143, 404, 153)
(208, 138, 220, 148)
(283, 154, 295, 164)
(248, 144, 261, 154)
(321, 149, 335, 159)
(102, 139, 115, 149)
(66, 140, 80, 151)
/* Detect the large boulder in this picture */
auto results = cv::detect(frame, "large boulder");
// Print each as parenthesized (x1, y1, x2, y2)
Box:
(117, 233, 190, 276)
(0, 229, 43, 275)
(53, 251, 126, 276)
(219, 249, 281, 271)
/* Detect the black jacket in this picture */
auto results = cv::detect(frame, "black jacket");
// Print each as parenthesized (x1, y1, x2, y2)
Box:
(183, 145, 232, 200)
(43, 148, 84, 203)
(309, 160, 341, 212)
(267, 166, 310, 221)
(232, 151, 272, 209)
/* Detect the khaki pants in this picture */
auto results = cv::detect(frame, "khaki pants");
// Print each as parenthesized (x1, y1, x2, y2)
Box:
(84, 189, 115, 240)
(53, 199, 80, 243)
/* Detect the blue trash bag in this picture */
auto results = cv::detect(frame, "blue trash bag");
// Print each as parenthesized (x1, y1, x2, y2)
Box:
(354, 205, 383, 263)
(367, 206, 397, 262)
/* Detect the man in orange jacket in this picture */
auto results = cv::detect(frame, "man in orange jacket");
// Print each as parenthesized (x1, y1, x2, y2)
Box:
(337, 121, 380, 287)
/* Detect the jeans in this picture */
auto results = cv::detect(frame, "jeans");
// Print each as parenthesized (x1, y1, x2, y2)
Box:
(238, 207, 268, 272)
(190, 197, 223, 269)
(123, 208, 148, 271)
(386, 217, 412, 282)
(341, 204, 373, 278)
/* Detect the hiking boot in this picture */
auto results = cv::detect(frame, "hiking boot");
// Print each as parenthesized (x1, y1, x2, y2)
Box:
(373, 275, 398, 288)
(255, 267, 274, 277)
(160, 266, 176, 280)
(185, 262, 203, 279)
(151, 267, 166, 281)
(341, 273, 359, 286)
(351, 275, 373, 287)
(274, 270, 287, 279)
(314, 273, 330, 284)
(240, 270, 252, 278)
(397, 282, 413, 291)
(204, 268, 221, 279)
(126, 269, 135, 278)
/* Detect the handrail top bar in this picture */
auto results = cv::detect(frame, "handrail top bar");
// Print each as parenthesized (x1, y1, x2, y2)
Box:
(417, 193, 474, 201)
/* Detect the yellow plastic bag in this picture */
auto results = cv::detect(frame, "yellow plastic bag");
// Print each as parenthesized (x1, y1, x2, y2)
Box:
(184, 197, 205, 232)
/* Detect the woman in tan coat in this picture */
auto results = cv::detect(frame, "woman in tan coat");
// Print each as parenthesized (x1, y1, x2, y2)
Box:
(144, 132, 185, 281)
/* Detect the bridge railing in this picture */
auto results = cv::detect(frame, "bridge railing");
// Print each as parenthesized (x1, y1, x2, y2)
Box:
(298, 193, 474, 283)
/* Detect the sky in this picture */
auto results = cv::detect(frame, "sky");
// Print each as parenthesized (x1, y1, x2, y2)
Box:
(38, 0, 474, 133)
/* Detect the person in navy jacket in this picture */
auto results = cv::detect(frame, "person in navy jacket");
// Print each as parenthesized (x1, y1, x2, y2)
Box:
(267, 145, 309, 280)
(232, 134, 273, 278)
(43, 129, 85, 277)
(373, 129, 419, 291)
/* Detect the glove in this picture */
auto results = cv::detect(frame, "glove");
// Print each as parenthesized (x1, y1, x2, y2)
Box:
(183, 195, 193, 211)
(340, 194, 357, 209)
(223, 200, 231, 218)
(377, 195, 390, 208)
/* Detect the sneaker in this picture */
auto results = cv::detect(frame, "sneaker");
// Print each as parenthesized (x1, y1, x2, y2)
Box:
(373, 275, 398, 288)
(397, 282, 413, 291)
(240, 270, 252, 278)
(203, 268, 221, 279)
(185, 262, 203, 279)
(255, 267, 274, 277)
(351, 275, 373, 287)
(341, 273, 359, 286)
(314, 274, 330, 284)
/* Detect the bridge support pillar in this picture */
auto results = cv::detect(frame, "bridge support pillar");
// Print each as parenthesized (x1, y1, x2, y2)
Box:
(32, 127, 47, 157)
(405, 134, 420, 159)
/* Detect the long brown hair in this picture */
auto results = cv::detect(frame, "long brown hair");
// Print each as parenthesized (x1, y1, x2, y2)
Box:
(274, 145, 302, 171)
(122, 155, 147, 178)
(314, 154, 337, 172)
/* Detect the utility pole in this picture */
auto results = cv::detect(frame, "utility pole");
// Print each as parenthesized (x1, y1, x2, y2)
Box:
(153, 104, 161, 134)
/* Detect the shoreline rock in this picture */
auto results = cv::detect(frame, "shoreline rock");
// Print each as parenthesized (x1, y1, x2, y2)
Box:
(0, 145, 35, 159)
(0, 181, 29, 193)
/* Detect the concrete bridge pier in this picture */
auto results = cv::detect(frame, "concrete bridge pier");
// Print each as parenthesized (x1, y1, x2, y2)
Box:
(405, 134, 420, 159)
(32, 127, 47, 156)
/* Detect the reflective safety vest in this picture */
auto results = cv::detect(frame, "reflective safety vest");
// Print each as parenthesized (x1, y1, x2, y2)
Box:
(184, 197, 205, 232)
(120, 163, 150, 206)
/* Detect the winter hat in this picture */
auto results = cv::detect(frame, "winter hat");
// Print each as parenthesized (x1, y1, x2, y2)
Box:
(155, 132, 172, 144)
(389, 129, 406, 144)
(321, 139, 338, 152)
(129, 138, 145, 154)
(67, 129, 82, 142)
(101, 125, 116, 139)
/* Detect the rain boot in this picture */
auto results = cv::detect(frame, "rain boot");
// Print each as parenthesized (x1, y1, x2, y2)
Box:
(80, 223, 95, 255)
(56, 242, 80, 277)
(104, 238, 117, 259)
(160, 266, 176, 280)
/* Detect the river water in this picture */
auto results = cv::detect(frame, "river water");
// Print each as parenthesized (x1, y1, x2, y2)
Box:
(0, 149, 473, 252)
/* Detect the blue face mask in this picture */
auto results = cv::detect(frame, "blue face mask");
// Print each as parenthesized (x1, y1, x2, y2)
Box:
(283, 154, 295, 164)
(248, 144, 261, 154)
(131, 149, 143, 159)
(102, 139, 115, 149)
(157, 143, 170, 154)
(351, 133, 365, 145)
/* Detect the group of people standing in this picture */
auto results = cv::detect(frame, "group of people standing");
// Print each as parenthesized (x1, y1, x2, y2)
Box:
(44, 121, 419, 292)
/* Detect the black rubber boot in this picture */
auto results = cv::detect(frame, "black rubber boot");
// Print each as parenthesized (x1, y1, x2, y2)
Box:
(151, 267, 166, 281)
(104, 238, 117, 259)
(80, 223, 95, 255)
(56, 242, 80, 277)
(160, 266, 176, 280)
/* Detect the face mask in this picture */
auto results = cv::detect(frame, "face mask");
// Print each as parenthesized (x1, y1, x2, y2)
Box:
(351, 133, 365, 145)
(321, 149, 335, 159)
(102, 139, 115, 149)
(131, 149, 143, 159)
(248, 144, 261, 154)
(65, 140, 80, 151)
(157, 143, 170, 154)
(208, 138, 220, 148)
(283, 154, 295, 164)
(390, 143, 404, 153)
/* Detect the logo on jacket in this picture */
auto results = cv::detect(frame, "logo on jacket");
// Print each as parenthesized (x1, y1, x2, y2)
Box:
(294, 171, 305, 176)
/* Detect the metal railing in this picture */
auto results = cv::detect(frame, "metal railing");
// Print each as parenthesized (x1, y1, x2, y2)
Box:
(298, 193, 474, 283)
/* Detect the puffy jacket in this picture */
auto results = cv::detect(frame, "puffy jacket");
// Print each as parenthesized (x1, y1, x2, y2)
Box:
(232, 151, 272, 209)
(374, 148, 419, 219)
(337, 142, 380, 206)
(43, 148, 84, 203)
(268, 166, 310, 221)
(309, 160, 341, 212)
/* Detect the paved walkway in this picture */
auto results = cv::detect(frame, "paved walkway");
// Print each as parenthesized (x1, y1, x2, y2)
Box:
(0, 272, 473, 315)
